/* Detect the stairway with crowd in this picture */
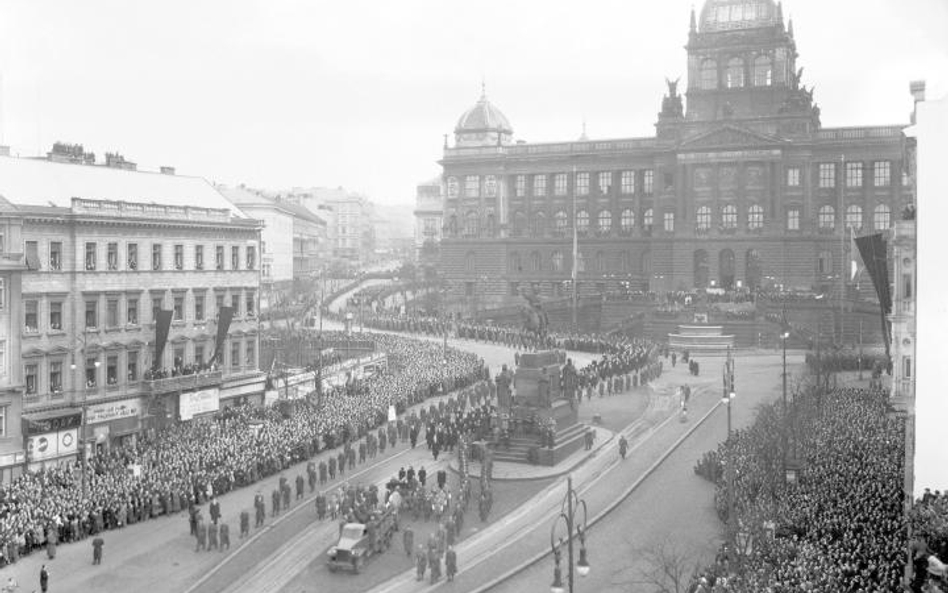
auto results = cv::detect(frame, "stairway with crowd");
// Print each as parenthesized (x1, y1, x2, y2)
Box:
(0, 333, 486, 568)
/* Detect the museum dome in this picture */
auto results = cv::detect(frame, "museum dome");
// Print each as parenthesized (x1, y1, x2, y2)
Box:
(455, 87, 513, 135)
(700, 0, 780, 33)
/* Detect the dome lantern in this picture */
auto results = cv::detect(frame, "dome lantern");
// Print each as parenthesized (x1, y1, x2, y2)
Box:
(454, 84, 514, 148)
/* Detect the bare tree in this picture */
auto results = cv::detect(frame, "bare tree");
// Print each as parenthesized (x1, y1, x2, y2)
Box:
(625, 538, 702, 593)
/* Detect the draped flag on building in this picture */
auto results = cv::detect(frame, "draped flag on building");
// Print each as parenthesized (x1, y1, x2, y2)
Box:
(153, 309, 174, 371)
(855, 233, 892, 359)
(212, 306, 235, 364)
(850, 226, 861, 282)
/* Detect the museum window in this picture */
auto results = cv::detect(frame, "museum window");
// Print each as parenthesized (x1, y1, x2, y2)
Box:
(552, 251, 564, 272)
(512, 211, 526, 237)
(874, 161, 891, 187)
(874, 204, 891, 230)
(846, 162, 863, 188)
(107, 298, 119, 328)
(531, 251, 541, 272)
(726, 58, 744, 88)
(620, 209, 635, 234)
(696, 206, 712, 231)
(50, 301, 63, 331)
(231, 246, 240, 270)
(532, 212, 546, 237)
(195, 245, 204, 270)
(152, 243, 162, 271)
(554, 173, 568, 196)
(25, 363, 38, 395)
(576, 172, 589, 196)
(819, 163, 836, 188)
(621, 171, 635, 194)
(464, 175, 480, 198)
(127, 243, 138, 270)
(818, 250, 833, 275)
(845, 204, 863, 230)
(663, 211, 675, 233)
(85, 299, 98, 329)
(49, 241, 62, 270)
(554, 211, 568, 234)
(576, 210, 590, 234)
(515, 175, 526, 197)
(643, 170, 654, 195)
(85, 242, 97, 271)
(748, 205, 764, 230)
(753, 55, 772, 86)
(644, 208, 654, 230)
(49, 361, 63, 395)
(722, 205, 738, 229)
(786, 167, 801, 187)
(509, 252, 522, 273)
(818, 205, 836, 230)
(700, 59, 717, 90)
(464, 211, 478, 237)
(597, 210, 612, 235)
(575, 252, 585, 273)
(107, 242, 119, 271)
(216, 245, 225, 270)
(598, 172, 612, 194)
(595, 252, 605, 273)
(127, 298, 138, 326)
(533, 174, 547, 197)
(787, 208, 801, 231)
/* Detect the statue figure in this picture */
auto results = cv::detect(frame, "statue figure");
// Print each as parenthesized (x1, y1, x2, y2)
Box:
(665, 76, 680, 98)
(661, 77, 684, 118)
(561, 358, 579, 401)
(519, 288, 548, 340)
(495, 365, 512, 410)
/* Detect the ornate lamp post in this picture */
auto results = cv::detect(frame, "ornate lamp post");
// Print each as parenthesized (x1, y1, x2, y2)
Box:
(722, 352, 736, 571)
(549, 475, 590, 593)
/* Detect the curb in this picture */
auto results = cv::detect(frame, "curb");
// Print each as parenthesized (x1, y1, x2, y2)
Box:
(468, 386, 720, 593)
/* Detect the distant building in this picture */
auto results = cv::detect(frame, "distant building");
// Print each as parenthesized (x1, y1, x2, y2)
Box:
(438, 0, 912, 317)
(283, 188, 376, 265)
(414, 178, 443, 272)
(0, 154, 264, 475)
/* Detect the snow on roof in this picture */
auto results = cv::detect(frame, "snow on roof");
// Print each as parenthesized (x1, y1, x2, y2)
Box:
(0, 156, 247, 218)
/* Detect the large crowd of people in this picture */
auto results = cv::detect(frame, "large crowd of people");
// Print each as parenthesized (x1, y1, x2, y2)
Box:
(0, 333, 486, 568)
(692, 386, 908, 592)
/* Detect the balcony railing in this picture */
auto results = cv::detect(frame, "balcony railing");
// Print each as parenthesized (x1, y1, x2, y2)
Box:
(143, 370, 224, 396)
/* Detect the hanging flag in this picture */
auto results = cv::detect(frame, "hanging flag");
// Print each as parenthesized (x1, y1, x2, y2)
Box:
(212, 306, 235, 364)
(153, 309, 174, 371)
(855, 233, 892, 360)
(850, 226, 860, 282)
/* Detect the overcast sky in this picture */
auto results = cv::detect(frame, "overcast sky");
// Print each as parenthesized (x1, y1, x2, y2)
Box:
(0, 0, 945, 207)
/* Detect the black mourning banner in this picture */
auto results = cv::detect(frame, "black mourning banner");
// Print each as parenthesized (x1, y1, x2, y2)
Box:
(212, 306, 235, 364)
(855, 233, 892, 359)
(153, 309, 174, 371)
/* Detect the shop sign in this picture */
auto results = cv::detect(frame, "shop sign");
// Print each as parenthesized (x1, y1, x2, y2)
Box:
(24, 412, 82, 436)
(27, 428, 78, 462)
(180, 388, 220, 421)
(86, 399, 142, 424)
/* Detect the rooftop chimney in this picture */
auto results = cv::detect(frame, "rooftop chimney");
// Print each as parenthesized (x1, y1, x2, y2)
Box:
(160, 166, 176, 175)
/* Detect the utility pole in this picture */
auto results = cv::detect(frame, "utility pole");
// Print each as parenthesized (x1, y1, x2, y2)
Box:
(571, 165, 579, 331)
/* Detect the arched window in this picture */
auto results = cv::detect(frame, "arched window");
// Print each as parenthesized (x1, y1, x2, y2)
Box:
(616, 251, 629, 273)
(464, 211, 478, 236)
(448, 214, 458, 236)
(874, 204, 891, 231)
(598, 210, 612, 235)
(846, 204, 863, 230)
(532, 212, 547, 237)
(726, 58, 744, 89)
(551, 251, 564, 272)
(485, 211, 496, 236)
(531, 251, 542, 272)
(595, 251, 605, 273)
(576, 252, 586, 273)
(554, 211, 568, 233)
(512, 211, 527, 237)
(818, 205, 835, 230)
(643, 208, 654, 229)
(465, 251, 476, 274)
(576, 210, 590, 234)
(696, 206, 712, 230)
(817, 250, 833, 275)
(748, 205, 764, 230)
(620, 209, 635, 233)
(508, 252, 522, 273)
(753, 55, 772, 86)
(722, 205, 738, 229)
(700, 59, 717, 90)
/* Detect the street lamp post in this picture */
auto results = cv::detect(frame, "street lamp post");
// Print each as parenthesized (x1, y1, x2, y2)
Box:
(722, 350, 736, 570)
(549, 475, 590, 593)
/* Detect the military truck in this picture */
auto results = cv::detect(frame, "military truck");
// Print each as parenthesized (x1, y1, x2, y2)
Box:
(326, 505, 397, 573)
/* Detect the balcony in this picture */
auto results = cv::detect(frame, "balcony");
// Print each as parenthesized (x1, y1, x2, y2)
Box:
(143, 370, 223, 396)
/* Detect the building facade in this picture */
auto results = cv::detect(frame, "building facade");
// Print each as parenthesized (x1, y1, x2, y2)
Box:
(439, 0, 913, 312)
(413, 178, 443, 271)
(0, 155, 265, 474)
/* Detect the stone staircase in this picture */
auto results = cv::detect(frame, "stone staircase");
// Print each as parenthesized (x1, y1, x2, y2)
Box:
(490, 423, 588, 464)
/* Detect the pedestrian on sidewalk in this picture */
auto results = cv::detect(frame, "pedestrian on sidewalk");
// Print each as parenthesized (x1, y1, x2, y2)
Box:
(220, 522, 230, 551)
(39, 564, 49, 593)
(446, 546, 458, 581)
(415, 545, 427, 581)
(92, 536, 104, 565)
(240, 510, 250, 538)
(619, 435, 628, 460)
(403, 525, 414, 557)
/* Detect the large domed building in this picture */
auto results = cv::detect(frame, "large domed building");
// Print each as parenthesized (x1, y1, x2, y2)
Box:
(437, 0, 913, 343)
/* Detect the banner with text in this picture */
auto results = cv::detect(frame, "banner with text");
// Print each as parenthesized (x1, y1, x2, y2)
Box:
(86, 398, 142, 425)
(179, 388, 220, 420)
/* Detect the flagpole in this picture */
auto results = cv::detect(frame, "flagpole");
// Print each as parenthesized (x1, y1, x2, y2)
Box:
(838, 154, 846, 345)
(571, 164, 578, 331)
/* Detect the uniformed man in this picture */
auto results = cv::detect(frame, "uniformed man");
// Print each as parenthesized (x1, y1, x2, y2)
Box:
(358, 442, 367, 464)
(296, 474, 305, 500)
(328, 456, 337, 481)
(92, 536, 104, 565)
(219, 522, 230, 551)
(282, 482, 291, 510)
(209, 497, 221, 525)
(207, 522, 219, 551)
(337, 452, 346, 476)
(271, 488, 281, 517)
(415, 544, 427, 581)
(254, 493, 265, 527)
(429, 546, 441, 584)
(403, 524, 414, 557)
(239, 510, 250, 538)
(319, 461, 328, 485)
(619, 435, 628, 460)
(195, 521, 207, 552)
(445, 546, 458, 581)
(315, 492, 327, 520)
(307, 463, 317, 493)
